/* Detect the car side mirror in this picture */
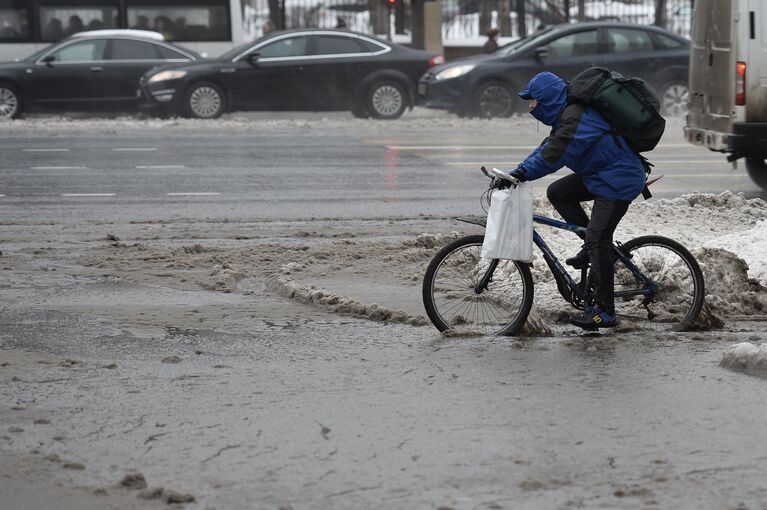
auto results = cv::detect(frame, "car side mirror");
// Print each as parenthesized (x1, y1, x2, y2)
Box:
(42, 55, 55, 66)
(534, 47, 549, 60)
(248, 53, 261, 66)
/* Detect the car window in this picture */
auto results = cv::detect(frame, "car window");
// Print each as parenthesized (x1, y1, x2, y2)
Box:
(313, 35, 363, 55)
(258, 36, 308, 58)
(607, 28, 655, 54)
(155, 44, 191, 59)
(358, 39, 387, 53)
(110, 39, 159, 60)
(545, 30, 598, 57)
(50, 39, 107, 61)
(656, 33, 685, 50)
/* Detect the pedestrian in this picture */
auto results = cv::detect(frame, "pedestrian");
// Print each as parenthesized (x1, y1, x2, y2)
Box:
(483, 28, 500, 53)
(507, 72, 647, 330)
(262, 19, 275, 36)
(335, 16, 347, 29)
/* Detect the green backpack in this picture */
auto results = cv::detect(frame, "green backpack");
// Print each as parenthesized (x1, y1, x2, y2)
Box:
(568, 67, 666, 153)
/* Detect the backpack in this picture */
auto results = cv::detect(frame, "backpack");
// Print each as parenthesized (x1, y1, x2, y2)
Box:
(567, 67, 666, 153)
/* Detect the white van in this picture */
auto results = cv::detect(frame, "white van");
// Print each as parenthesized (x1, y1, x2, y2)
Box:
(684, 0, 767, 189)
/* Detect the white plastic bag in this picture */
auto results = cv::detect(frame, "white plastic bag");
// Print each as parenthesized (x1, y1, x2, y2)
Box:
(480, 182, 533, 262)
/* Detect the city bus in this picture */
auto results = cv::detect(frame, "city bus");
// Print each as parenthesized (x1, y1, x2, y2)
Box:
(0, 0, 245, 61)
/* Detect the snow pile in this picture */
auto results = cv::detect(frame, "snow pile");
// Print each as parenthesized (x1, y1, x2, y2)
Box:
(721, 342, 767, 378)
(695, 248, 767, 317)
(706, 220, 767, 285)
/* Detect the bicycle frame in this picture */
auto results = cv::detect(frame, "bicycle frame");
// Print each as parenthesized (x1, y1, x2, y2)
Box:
(531, 214, 656, 305)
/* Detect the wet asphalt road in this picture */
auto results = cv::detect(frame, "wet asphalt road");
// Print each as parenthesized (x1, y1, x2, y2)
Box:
(1, 112, 767, 509)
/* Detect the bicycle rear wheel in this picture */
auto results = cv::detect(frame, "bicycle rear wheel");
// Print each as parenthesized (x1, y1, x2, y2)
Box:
(422, 234, 534, 336)
(613, 235, 705, 330)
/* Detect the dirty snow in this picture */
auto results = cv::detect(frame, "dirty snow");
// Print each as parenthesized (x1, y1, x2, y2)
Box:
(721, 342, 767, 378)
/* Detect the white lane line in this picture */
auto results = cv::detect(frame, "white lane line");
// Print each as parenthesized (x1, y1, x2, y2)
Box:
(31, 166, 86, 170)
(136, 165, 186, 169)
(22, 148, 70, 152)
(61, 193, 116, 197)
(0, 194, 5, 197)
(113, 148, 158, 152)
(166, 192, 220, 196)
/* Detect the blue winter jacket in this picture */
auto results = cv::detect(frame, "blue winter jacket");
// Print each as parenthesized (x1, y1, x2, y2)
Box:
(515, 72, 646, 201)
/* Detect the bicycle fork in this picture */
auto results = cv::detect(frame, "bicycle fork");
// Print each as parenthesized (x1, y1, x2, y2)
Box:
(474, 259, 499, 294)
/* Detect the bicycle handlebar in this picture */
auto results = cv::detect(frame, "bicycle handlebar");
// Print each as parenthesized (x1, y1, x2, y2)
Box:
(481, 166, 519, 188)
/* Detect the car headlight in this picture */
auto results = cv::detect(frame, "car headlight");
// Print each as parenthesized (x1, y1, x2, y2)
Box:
(434, 65, 476, 81)
(147, 70, 188, 83)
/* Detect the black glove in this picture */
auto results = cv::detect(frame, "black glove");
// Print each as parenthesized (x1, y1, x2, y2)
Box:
(509, 169, 528, 182)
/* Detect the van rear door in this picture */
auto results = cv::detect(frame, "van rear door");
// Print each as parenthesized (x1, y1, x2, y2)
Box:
(745, 0, 767, 121)
(687, 0, 735, 147)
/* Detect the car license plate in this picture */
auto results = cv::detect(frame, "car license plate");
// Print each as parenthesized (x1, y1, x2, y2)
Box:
(418, 83, 426, 96)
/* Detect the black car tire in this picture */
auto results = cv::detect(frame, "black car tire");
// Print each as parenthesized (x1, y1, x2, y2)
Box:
(475, 81, 514, 118)
(367, 81, 407, 120)
(745, 158, 767, 190)
(185, 82, 225, 119)
(659, 81, 688, 118)
(0, 83, 21, 120)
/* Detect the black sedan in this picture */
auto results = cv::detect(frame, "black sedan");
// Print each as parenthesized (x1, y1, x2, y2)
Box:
(0, 30, 201, 120)
(138, 29, 443, 120)
(419, 22, 689, 118)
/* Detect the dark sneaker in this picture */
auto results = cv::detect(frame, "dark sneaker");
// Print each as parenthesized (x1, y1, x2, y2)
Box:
(570, 307, 618, 330)
(565, 248, 590, 269)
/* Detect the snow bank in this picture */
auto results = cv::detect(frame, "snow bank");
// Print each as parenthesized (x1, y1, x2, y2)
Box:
(721, 342, 767, 378)
(707, 220, 767, 285)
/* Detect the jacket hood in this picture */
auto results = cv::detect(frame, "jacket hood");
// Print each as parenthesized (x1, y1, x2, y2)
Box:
(519, 72, 567, 126)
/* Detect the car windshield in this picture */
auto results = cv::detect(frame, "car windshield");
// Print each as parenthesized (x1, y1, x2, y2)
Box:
(494, 26, 555, 56)
(218, 37, 264, 60)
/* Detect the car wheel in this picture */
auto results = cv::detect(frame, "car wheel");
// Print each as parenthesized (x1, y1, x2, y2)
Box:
(475, 81, 514, 118)
(660, 81, 688, 118)
(367, 81, 407, 120)
(0, 84, 21, 120)
(186, 82, 225, 119)
(745, 158, 767, 190)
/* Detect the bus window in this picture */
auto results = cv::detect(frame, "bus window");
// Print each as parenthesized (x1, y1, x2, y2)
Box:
(39, 5, 118, 41)
(126, 1, 230, 41)
(0, 8, 30, 40)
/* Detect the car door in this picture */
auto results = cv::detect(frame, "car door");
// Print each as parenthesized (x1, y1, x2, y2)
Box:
(531, 28, 602, 81)
(102, 38, 194, 105)
(227, 35, 311, 110)
(600, 27, 663, 86)
(24, 38, 107, 105)
(302, 34, 375, 109)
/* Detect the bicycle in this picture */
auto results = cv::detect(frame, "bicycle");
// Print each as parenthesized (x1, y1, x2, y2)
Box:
(422, 167, 705, 335)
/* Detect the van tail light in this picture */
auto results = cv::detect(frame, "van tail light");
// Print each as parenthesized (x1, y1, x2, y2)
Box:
(736, 61, 746, 105)
(428, 55, 445, 67)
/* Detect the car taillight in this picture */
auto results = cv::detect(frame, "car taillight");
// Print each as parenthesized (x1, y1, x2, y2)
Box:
(736, 61, 746, 106)
(428, 55, 445, 67)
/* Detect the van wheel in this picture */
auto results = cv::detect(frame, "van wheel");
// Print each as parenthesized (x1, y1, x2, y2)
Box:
(660, 82, 688, 118)
(475, 81, 514, 118)
(0, 84, 21, 120)
(745, 158, 767, 190)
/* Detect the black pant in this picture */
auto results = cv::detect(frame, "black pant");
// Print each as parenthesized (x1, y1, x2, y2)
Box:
(546, 174, 630, 315)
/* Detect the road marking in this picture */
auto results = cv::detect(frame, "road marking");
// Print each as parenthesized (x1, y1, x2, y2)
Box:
(22, 148, 70, 152)
(166, 192, 220, 196)
(0, 194, 5, 197)
(136, 165, 186, 169)
(31, 166, 86, 170)
(113, 148, 158, 152)
(61, 193, 116, 197)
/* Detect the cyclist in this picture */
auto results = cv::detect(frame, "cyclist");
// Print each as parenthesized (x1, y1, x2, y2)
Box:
(508, 71, 646, 330)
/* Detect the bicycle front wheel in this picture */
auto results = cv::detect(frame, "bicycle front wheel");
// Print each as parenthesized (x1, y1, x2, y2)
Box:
(422, 234, 534, 336)
(613, 235, 705, 330)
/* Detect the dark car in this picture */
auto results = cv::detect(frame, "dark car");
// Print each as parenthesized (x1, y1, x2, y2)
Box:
(419, 22, 689, 118)
(138, 29, 443, 119)
(0, 29, 201, 120)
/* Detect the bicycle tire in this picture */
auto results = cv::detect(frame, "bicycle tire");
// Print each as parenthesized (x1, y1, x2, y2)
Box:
(422, 234, 534, 336)
(613, 235, 705, 330)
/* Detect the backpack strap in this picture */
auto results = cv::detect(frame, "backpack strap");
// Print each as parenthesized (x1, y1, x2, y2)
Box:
(637, 153, 654, 200)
